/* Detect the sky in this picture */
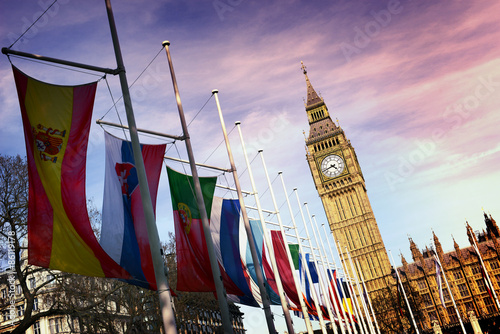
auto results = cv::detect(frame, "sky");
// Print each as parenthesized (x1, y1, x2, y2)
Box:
(1, 0, 500, 332)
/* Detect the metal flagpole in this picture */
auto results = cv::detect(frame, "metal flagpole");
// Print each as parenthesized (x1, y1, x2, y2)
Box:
(319, 221, 354, 334)
(258, 150, 314, 334)
(233, 121, 294, 334)
(346, 250, 375, 334)
(304, 214, 347, 334)
(470, 234, 500, 310)
(296, 198, 339, 334)
(162, 43, 234, 334)
(389, 251, 419, 334)
(338, 244, 366, 334)
(210, 91, 276, 334)
(354, 259, 380, 334)
(433, 254, 467, 334)
(304, 213, 345, 334)
(278, 173, 328, 334)
(105, 2, 177, 333)
(343, 247, 369, 334)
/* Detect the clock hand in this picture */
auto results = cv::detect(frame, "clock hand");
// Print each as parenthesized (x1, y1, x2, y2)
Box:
(322, 166, 332, 173)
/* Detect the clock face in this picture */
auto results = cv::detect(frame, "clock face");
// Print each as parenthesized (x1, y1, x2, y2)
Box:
(320, 154, 345, 178)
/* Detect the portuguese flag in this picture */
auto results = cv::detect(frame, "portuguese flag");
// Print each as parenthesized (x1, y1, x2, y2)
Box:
(167, 166, 217, 291)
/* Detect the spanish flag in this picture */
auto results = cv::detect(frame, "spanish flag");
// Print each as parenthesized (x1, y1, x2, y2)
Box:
(13, 66, 130, 279)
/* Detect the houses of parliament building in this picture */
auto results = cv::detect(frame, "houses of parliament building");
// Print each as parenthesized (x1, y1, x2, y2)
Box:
(397, 213, 500, 333)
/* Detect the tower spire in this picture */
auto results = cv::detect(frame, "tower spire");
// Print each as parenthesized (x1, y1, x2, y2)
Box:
(301, 61, 324, 110)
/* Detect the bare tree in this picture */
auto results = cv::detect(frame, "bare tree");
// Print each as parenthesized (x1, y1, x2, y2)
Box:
(0, 154, 162, 333)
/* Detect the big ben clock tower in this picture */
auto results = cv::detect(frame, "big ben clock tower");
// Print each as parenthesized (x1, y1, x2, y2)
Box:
(301, 63, 393, 299)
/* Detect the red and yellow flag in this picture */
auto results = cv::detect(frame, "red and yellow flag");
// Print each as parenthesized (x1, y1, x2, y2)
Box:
(13, 66, 130, 279)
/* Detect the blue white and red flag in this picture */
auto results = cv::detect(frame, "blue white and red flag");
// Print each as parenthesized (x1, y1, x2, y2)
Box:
(100, 132, 166, 290)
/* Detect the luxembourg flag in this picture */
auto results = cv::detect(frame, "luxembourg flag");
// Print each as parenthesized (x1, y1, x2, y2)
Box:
(100, 132, 166, 290)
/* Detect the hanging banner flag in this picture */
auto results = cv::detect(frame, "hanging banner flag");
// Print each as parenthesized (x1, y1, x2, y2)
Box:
(100, 132, 166, 290)
(210, 197, 257, 306)
(481, 266, 494, 302)
(299, 253, 321, 320)
(167, 167, 242, 294)
(167, 166, 217, 291)
(270, 230, 301, 309)
(435, 259, 446, 307)
(396, 282, 405, 316)
(12, 66, 130, 279)
(327, 269, 343, 313)
(336, 276, 355, 319)
(248, 219, 281, 305)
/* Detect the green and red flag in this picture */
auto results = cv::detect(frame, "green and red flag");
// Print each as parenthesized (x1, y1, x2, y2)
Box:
(12, 66, 130, 279)
(167, 166, 218, 291)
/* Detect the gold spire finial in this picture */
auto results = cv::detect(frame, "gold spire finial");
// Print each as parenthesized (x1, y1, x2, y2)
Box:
(301, 61, 307, 74)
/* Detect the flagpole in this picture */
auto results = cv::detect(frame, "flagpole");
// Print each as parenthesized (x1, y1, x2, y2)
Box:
(308, 213, 346, 334)
(104, 2, 176, 333)
(354, 259, 381, 334)
(278, 173, 328, 334)
(319, 221, 354, 334)
(433, 254, 467, 334)
(232, 121, 294, 334)
(343, 247, 369, 334)
(338, 244, 366, 334)
(388, 250, 419, 334)
(162, 43, 234, 334)
(258, 150, 314, 334)
(346, 247, 374, 334)
(468, 225, 500, 310)
(210, 92, 276, 334)
(298, 200, 339, 334)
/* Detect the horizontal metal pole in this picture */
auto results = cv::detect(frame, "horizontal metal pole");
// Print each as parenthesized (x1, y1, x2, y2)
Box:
(215, 183, 251, 193)
(97, 119, 186, 141)
(245, 205, 275, 215)
(2, 47, 120, 75)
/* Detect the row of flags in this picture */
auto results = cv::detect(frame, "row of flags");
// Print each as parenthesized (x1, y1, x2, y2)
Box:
(13, 65, 362, 331)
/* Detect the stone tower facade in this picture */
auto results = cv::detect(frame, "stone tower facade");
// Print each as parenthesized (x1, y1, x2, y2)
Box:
(301, 63, 393, 297)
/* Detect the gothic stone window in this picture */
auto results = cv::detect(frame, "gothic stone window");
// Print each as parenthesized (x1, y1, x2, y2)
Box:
(422, 293, 433, 307)
(457, 283, 469, 297)
(453, 270, 463, 280)
(464, 301, 474, 312)
(471, 265, 481, 275)
(484, 296, 496, 313)
(476, 279, 486, 292)
(447, 306, 458, 324)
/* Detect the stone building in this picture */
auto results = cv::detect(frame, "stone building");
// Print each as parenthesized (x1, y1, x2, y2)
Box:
(397, 213, 500, 333)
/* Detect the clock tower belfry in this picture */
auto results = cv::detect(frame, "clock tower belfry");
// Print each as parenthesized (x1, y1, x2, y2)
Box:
(301, 63, 393, 299)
